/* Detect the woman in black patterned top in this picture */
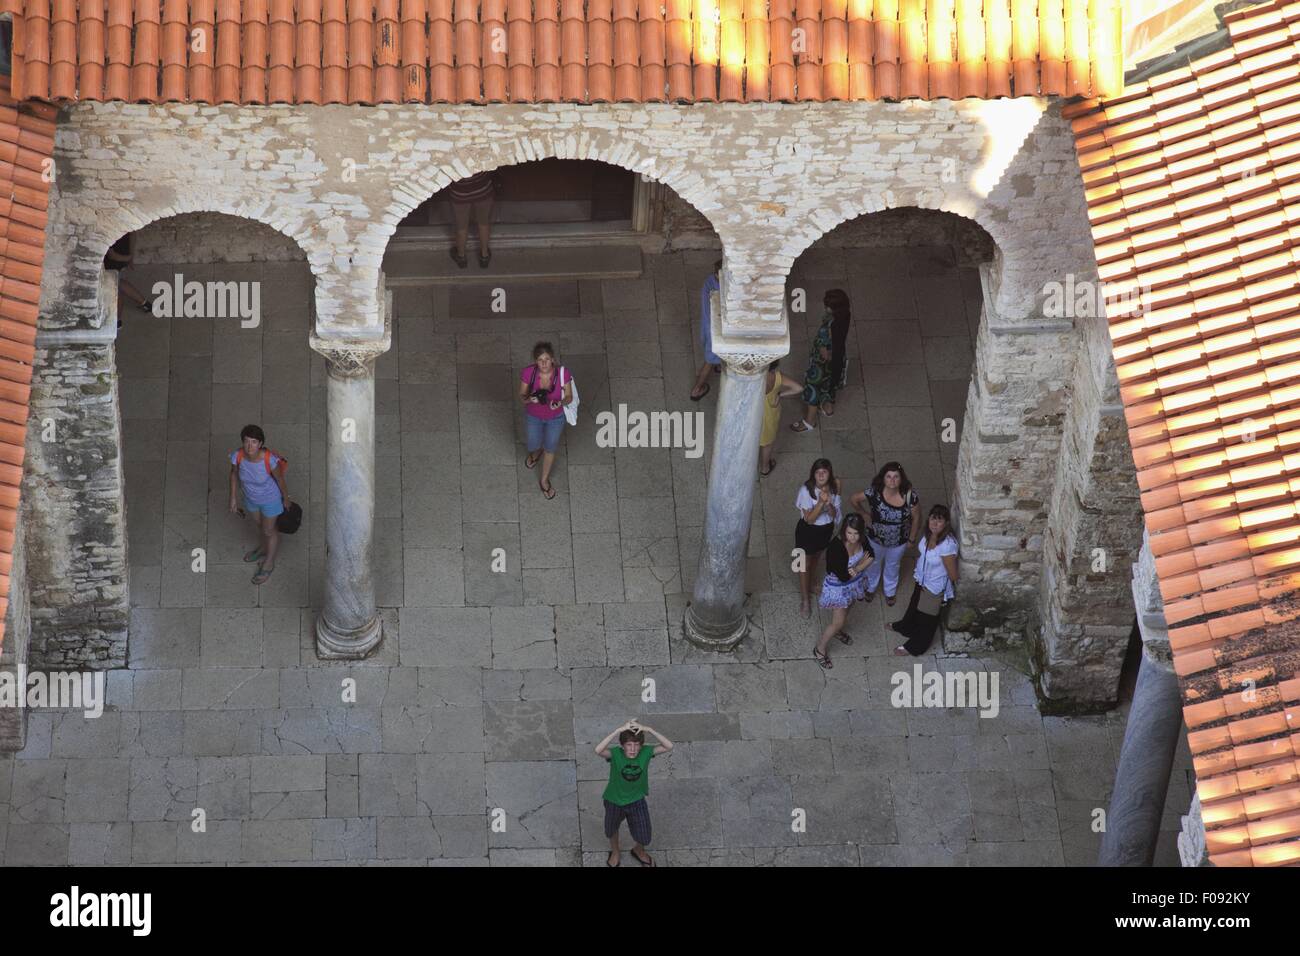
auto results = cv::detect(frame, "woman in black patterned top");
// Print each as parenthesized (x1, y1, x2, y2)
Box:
(850, 461, 920, 607)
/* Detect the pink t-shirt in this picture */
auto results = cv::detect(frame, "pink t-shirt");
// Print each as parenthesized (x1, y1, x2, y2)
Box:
(521, 364, 569, 420)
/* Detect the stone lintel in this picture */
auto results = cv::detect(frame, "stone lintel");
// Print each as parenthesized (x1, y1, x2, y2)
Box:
(978, 261, 1076, 336)
(709, 288, 790, 374)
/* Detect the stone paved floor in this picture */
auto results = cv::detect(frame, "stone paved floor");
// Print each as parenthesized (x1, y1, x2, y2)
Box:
(0, 244, 1194, 865)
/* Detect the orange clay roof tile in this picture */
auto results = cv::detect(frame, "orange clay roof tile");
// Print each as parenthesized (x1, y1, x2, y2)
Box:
(0, 74, 49, 651)
(1067, 0, 1300, 866)
(0, 0, 1122, 104)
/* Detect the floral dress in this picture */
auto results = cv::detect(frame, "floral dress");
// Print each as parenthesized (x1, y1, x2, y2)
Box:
(820, 544, 869, 609)
(801, 311, 837, 407)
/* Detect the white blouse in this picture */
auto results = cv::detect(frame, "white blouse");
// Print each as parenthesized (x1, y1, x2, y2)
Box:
(795, 485, 841, 526)
(914, 535, 959, 600)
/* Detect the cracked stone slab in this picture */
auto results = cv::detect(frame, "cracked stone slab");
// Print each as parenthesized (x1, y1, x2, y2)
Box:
(486, 761, 580, 849)
(491, 606, 558, 670)
(570, 665, 715, 716)
(484, 700, 576, 761)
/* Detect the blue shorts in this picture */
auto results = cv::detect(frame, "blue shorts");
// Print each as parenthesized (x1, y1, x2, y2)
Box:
(244, 494, 285, 518)
(525, 413, 566, 453)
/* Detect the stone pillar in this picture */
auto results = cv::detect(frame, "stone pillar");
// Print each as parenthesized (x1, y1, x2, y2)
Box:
(948, 261, 1078, 641)
(1098, 534, 1184, 866)
(309, 328, 391, 660)
(683, 282, 786, 650)
(24, 270, 129, 669)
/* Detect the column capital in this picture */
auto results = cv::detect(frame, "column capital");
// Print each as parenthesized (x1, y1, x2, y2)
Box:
(309, 331, 391, 378)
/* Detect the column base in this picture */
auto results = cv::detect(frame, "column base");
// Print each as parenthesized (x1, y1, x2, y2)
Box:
(315, 611, 384, 660)
(683, 603, 749, 651)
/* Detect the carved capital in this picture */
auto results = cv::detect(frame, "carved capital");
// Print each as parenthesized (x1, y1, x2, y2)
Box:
(309, 330, 391, 378)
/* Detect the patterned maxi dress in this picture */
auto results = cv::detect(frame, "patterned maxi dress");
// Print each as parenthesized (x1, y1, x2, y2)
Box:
(801, 312, 836, 407)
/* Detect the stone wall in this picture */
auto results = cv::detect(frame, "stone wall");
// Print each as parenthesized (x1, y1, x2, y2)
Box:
(22, 334, 129, 669)
(0, 510, 31, 750)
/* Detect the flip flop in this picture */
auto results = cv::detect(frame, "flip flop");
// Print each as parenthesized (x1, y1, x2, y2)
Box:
(525, 452, 541, 470)
(822, 403, 836, 417)
(836, 631, 854, 646)
(540, 481, 557, 500)
(607, 853, 620, 868)
(631, 848, 655, 867)
(689, 382, 711, 402)
(252, 566, 274, 585)
(243, 547, 266, 564)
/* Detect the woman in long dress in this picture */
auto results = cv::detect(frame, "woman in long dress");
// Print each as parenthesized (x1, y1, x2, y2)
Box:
(790, 288, 851, 433)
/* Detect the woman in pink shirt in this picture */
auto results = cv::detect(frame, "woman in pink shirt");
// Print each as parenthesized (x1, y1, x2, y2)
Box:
(518, 342, 574, 500)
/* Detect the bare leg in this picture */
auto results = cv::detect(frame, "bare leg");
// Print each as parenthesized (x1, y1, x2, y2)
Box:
(476, 197, 494, 254)
(260, 515, 280, 572)
(608, 831, 620, 867)
(759, 443, 773, 474)
(816, 607, 848, 656)
(690, 362, 712, 399)
(118, 277, 148, 307)
(451, 201, 471, 258)
(800, 551, 822, 613)
(540, 450, 557, 494)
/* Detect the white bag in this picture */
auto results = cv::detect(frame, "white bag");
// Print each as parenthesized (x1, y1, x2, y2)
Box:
(562, 366, 579, 426)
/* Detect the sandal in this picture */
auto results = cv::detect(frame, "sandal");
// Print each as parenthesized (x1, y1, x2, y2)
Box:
(790, 420, 815, 433)
(813, 647, 833, 669)
(540, 481, 557, 500)
(478, 249, 492, 268)
(760, 458, 776, 477)
(252, 566, 274, 585)
(243, 547, 266, 564)
(822, 402, 835, 417)
(448, 247, 468, 269)
(836, 631, 854, 646)
(885, 594, 897, 607)
(607, 852, 620, 868)
(690, 382, 711, 402)
(631, 847, 655, 867)
(525, 451, 541, 470)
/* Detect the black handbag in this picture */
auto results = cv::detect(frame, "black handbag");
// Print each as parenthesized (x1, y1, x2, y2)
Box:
(276, 500, 303, 535)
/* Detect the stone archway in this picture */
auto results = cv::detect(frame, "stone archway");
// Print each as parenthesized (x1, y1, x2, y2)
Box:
(26, 211, 317, 670)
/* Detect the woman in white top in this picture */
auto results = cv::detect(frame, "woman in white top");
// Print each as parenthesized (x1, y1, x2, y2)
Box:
(891, 504, 959, 656)
(793, 457, 842, 618)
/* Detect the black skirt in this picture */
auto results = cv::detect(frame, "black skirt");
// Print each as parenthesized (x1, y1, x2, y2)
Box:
(795, 518, 835, 556)
(890, 581, 943, 655)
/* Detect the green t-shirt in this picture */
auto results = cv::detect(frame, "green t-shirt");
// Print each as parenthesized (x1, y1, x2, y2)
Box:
(602, 745, 655, 806)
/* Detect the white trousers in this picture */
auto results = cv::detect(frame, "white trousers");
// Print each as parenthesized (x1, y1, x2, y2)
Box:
(866, 538, 907, 597)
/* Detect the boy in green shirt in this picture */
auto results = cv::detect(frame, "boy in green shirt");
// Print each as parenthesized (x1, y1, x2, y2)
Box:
(595, 719, 674, 867)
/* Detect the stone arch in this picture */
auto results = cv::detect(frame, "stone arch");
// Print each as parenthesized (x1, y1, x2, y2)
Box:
(87, 200, 330, 328)
(769, 189, 1010, 320)
(369, 128, 729, 269)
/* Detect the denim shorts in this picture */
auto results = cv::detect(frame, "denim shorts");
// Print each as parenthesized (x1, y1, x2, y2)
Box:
(525, 413, 566, 453)
(244, 494, 285, 518)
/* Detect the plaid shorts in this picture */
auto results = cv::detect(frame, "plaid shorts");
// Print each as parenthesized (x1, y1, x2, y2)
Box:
(603, 798, 652, 845)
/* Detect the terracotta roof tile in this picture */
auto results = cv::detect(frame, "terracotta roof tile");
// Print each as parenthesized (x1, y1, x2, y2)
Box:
(1068, 0, 1300, 866)
(0, 74, 50, 652)
(0, 0, 1121, 104)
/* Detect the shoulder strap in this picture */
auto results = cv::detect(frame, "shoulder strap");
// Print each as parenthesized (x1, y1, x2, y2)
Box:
(235, 450, 244, 466)
(267, 449, 287, 475)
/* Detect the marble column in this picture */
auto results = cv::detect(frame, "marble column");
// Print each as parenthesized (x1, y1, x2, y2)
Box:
(1098, 533, 1183, 866)
(310, 332, 390, 660)
(683, 355, 770, 650)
